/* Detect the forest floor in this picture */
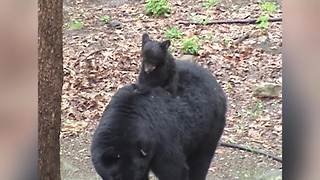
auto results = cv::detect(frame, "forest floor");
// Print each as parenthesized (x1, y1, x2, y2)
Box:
(61, 0, 282, 179)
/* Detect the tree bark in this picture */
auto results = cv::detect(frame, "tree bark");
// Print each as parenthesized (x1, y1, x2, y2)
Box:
(38, 0, 63, 179)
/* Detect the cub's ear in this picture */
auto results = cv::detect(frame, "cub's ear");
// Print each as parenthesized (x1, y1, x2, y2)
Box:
(142, 33, 150, 46)
(160, 40, 171, 50)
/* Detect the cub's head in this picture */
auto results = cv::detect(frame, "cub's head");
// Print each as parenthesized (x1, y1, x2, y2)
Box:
(141, 33, 171, 73)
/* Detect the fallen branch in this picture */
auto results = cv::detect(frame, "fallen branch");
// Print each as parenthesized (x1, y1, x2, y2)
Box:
(178, 17, 282, 25)
(219, 142, 282, 163)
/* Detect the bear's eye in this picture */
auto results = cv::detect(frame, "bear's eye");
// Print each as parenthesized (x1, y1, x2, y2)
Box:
(140, 149, 147, 157)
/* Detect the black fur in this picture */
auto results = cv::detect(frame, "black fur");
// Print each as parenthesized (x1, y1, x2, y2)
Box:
(137, 33, 178, 96)
(91, 61, 227, 180)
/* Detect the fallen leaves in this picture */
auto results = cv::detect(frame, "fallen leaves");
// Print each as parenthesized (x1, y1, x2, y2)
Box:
(62, 119, 88, 136)
(62, 0, 282, 161)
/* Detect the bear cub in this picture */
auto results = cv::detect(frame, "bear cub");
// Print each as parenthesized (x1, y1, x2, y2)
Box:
(137, 33, 178, 96)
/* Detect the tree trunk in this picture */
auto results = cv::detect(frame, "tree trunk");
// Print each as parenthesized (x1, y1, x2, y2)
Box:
(38, 0, 63, 179)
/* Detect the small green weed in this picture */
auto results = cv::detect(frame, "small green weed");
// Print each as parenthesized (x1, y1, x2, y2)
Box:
(68, 19, 83, 30)
(246, 100, 265, 119)
(165, 27, 184, 40)
(203, 0, 220, 9)
(256, 1, 278, 29)
(146, 0, 171, 17)
(100, 15, 111, 24)
(261, 1, 278, 14)
(256, 15, 270, 29)
(182, 37, 200, 55)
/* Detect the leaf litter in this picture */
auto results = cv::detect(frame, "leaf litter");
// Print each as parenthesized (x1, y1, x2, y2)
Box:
(62, 0, 282, 179)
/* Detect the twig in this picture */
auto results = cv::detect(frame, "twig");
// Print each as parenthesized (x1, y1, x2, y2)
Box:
(233, 31, 251, 45)
(83, 48, 108, 60)
(219, 142, 282, 163)
(178, 17, 282, 25)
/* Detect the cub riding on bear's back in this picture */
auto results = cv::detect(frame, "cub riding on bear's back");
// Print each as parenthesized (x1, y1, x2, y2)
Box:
(137, 33, 179, 96)
(91, 33, 227, 180)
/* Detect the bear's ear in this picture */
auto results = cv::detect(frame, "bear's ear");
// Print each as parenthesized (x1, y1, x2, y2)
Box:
(142, 33, 150, 46)
(160, 40, 171, 50)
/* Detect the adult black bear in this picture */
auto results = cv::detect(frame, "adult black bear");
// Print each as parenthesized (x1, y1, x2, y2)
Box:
(91, 61, 227, 180)
(137, 33, 178, 96)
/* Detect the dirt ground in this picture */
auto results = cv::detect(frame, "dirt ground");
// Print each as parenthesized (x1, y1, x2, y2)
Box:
(60, 132, 281, 179)
(61, 0, 282, 179)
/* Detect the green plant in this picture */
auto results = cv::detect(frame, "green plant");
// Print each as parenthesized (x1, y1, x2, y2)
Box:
(165, 27, 184, 40)
(256, 1, 278, 29)
(182, 37, 200, 55)
(203, 0, 220, 9)
(146, 0, 171, 17)
(100, 15, 111, 24)
(256, 15, 270, 29)
(261, 1, 278, 14)
(246, 100, 265, 119)
(68, 19, 83, 30)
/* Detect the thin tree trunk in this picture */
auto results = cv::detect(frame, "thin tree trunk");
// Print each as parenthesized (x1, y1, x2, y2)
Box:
(38, 0, 63, 179)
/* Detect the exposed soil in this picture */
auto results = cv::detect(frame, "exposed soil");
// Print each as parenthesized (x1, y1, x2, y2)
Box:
(61, 0, 282, 179)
